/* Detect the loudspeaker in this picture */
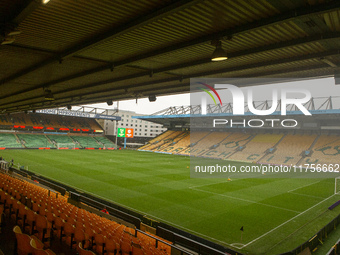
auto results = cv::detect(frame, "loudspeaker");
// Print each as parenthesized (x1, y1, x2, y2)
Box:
(148, 95, 156, 102)
(335, 74, 340, 85)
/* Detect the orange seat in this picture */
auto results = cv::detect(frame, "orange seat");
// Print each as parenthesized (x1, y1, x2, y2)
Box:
(78, 242, 96, 255)
(35, 214, 51, 245)
(13, 225, 33, 255)
(121, 239, 132, 255)
(74, 227, 89, 251)
(25, 209, 37, 235)
(0, 205, 4, 231)
(53, 217, 65, 241)
(17, 203, 28, 227)
(132, 244, 145, 255)
(105, 238, 120, 255)
(30, 238, 56, 255)
(84, 226, 95, 247)
(94, 233, 106, 254)
(63, 221, 75, 247)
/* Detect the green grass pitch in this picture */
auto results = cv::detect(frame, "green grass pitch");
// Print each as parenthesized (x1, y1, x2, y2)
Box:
(1, 149, 340, 254)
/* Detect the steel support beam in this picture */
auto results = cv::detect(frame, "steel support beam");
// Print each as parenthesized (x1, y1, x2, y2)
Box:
(1, 32, 340, 103)
(1, 0, 340, 97)
(1, 50, 339, 112)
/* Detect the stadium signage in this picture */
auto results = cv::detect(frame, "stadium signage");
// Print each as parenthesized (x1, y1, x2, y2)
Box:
(117, 128, 134, 138)
(36, 109, 121, 120)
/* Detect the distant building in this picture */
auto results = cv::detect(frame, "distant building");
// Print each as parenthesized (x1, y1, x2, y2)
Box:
(99, 109, 167, 138)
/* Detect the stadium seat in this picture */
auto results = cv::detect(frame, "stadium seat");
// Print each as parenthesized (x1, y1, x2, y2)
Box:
(34, 214, 52, 245)
(105, 238, 120, 255)
(30, 238, 56, 255)
(94, 232, 106, 254)
(78, 242, 96, 255)
(132, 243, 144, 255)
(0, 133, 23, 148)
(25, 209, 37, 235)
(84, 224, 96, 247)
(120, 239, 132, 255)
(302, 135, 340, 165)
(1, 171, 174, 255)
(30, 235, 45, 249)
(13, 225, 33, 255)
(74, 227, 89, 252)
(10, 200, 21, 223)
(17, 203, 28, 227)
(0, 205, 3, 232)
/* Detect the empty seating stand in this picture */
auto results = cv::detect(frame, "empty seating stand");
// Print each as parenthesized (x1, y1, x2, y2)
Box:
(0, 172, 172, 255)
(70, 136, 103, 149)
(0, 133, 23, 149)
(93, 136, 116, 148)
(17, 134, 55, 148)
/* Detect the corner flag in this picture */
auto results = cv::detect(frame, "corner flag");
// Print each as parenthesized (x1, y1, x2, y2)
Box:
(240, 226, 244, 231)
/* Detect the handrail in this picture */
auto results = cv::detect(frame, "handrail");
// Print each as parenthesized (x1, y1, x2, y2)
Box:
(136, 229, 196, 255)
(326, 236, 340, 255)
(73, 191, 141, 228)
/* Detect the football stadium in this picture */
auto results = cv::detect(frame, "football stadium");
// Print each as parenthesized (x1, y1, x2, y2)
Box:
(1, 1, 340, 255)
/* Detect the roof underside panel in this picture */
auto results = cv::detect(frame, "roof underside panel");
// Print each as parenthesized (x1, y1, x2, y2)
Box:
(0, 0, 339, 113)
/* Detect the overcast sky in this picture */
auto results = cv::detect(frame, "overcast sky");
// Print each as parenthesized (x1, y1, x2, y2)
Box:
(85, 92, 190, 115)
(84, 77, 340, 115)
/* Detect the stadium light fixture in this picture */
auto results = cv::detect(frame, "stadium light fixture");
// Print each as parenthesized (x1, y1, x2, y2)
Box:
(44, 88, 55, 101)
(42, 0, 51, 4)
(148, 95, 156, 102)
(211, 40, 228, 62)
(335, 73, 340, 85)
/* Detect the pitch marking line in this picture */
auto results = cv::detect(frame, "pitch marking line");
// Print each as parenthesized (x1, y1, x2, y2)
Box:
(287, 180, 321, 193)
(188, 179, 241, 189)
(230, 243, 245, 249)
(190, 187, 301, 214)
(288, 192, 325, 199)
(241, 193, 338, 248)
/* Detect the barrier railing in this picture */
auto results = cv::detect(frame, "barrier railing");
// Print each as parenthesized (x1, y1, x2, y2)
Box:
(326, 237, 340, 255)
(281, 212, 340, 255)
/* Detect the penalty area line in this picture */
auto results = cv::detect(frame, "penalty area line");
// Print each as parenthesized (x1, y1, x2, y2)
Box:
(287, 180, 321, 193)
(190, 187, 301, 214)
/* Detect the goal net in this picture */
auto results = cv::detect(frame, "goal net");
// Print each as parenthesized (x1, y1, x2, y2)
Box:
(335, 176, 340, 195)
(56, 143, 76, 150)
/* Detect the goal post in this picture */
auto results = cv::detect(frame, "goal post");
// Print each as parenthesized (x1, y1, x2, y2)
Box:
(335, 176, 340, 195)
(56, 143, 76, 150)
